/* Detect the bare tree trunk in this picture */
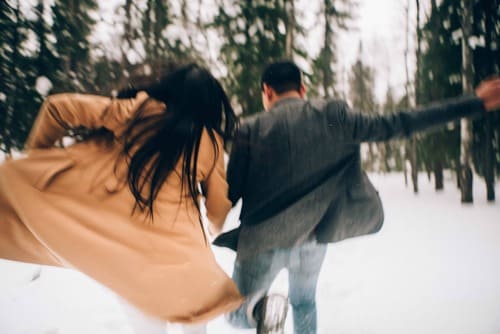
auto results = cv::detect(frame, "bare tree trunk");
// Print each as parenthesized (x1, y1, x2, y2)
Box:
(426, 0, 446, 192)
(143, 0, 153, 60)
(460, 0, 474, 203)
(484, 117, 494, 201)
(483, 0, 496, 202)
(405, 0, 418, 192)
(153, 0, 162, 62)
(368, 143, 375, 171)
(402, 145, 408, 186)
(4, 0, 22, 157)
(410, 139, 418, 193)
(284, 0, 295, 58)
(181, 0, 195, 49)
(434, 160, 444, 190)
(382, 143, 390, 173)
(412, 0, 423, 193)
(35, 1, 47, 74)
(321, 0, 334, 96)
(415, 0, 421, 105)
(121, 0, 133, 66)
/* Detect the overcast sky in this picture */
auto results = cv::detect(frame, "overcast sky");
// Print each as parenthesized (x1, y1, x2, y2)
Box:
(335, 0, 421, 103)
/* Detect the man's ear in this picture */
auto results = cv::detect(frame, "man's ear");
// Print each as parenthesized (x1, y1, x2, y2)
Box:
(263, 83, 274, 100)
(299, 82, 306, 98)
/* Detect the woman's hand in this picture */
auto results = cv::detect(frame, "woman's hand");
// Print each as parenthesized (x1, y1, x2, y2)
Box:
(207, 223, 222, 239)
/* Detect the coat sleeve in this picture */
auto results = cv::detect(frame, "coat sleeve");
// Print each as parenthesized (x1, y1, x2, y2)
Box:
(331, 95, 486, 143)
(26, 92, 149, 149)
(202, 133, 232, 229)
(226, 122, 250, 206)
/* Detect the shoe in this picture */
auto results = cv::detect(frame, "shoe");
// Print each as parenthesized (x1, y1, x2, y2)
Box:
(254, 293, 289, 334)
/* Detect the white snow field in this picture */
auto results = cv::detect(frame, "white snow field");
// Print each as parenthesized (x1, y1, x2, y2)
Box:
(1, 172, 499, 334)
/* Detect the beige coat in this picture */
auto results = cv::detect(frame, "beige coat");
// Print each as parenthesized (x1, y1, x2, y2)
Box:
(0, 92, 242, 323)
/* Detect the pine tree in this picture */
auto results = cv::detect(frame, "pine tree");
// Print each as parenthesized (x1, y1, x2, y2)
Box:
(0, 0, 36, 154)
(418, 0, 462, 191)
(349, 45, 376, 114)
(403, 0, 418, 193)
(119, 0, 142, 68)
(459, 0, 475, 203)
(51, 0, 98, 92)
(381, 86, 404, 172)
(117, 0, 201, 86)
(0, 0, 18, 154)
(33, 0, 57, 79)
(174, 0, 208, 64)
(417, 0, 499, 200)
(348, 44, 378, 170)
(214, 1, 295, 116)
(310, 0, 353, 98)
(142, 0, 172, 64)
(471, 0, 499, 202)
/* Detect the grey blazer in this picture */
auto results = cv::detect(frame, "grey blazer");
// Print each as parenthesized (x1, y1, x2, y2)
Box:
(213, 95, 485, 260)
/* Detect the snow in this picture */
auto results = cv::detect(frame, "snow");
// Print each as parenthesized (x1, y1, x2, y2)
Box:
(35, 76, 53, 97)
(1, 172, 500, 334)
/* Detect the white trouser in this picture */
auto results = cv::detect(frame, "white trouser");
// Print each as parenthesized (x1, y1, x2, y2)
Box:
(119, 298, 207, 334)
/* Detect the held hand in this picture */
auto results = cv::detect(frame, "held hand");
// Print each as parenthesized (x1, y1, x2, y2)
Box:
(207, 223, 222, 239)
(475, 77, 500, 111)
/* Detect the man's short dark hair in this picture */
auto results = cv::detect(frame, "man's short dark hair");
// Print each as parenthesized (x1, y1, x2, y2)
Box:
(261, 61, 302, 94)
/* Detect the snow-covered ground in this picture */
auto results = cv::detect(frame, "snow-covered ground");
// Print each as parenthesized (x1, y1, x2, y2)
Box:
(1, 172, 499, 334)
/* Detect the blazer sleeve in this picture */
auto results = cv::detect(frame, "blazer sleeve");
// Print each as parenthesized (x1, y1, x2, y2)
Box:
(26, 92, 149, 149)
(332, 95, 486, 143)
(227, 122, 250, 206)
(202, 133, 232, 229)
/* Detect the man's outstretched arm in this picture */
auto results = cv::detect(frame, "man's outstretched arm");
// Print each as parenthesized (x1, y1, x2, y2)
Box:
(334, 77, 500, 144)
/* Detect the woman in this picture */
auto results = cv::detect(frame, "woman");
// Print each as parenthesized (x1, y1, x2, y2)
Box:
(0, 64, 243, 331)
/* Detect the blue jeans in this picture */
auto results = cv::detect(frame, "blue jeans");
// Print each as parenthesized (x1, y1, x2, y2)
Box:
(226, 237, 327, 334)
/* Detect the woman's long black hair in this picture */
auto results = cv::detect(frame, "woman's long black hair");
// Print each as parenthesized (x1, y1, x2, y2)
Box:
(117, 63, 237, 220)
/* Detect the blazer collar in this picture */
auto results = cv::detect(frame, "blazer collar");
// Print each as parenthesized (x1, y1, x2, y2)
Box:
(270, 97, 304, 112)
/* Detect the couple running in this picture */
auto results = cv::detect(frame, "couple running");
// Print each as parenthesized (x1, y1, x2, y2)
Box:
(0, 60, 499, 334)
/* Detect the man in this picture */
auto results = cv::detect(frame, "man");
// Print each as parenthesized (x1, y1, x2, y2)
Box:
(214, 61, 500, 334)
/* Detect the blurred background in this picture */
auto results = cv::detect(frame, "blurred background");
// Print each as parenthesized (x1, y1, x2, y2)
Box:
(1, 1, 500, 333)
(0, 0, 499, 199)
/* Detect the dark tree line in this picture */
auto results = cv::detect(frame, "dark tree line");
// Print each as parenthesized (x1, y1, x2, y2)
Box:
(416, 0, 499, 201)
(0, 0, 498, 203)
(1, 0, 357, 153)
(349, 0, 499, 202)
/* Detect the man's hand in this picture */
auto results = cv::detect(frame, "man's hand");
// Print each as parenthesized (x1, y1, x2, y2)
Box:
(207, 222, 222, 239)
(475, 77, 500, 111)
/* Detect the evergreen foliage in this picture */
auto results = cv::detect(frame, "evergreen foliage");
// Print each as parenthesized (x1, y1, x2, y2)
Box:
(417, 0, 500, 194)
(348, 44, 378, 170)
(213, 1, 292, 115)
(0, 0, 498, 191)
(310, 0, 353, 98)
(51, 0, 98, 92)
(0, 0, 38, 154)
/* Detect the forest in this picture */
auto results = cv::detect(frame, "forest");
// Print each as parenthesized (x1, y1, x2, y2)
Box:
(0, 0, 499, 202)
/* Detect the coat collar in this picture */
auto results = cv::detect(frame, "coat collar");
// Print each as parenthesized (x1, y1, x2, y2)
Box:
(269, 97, 304, 112)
